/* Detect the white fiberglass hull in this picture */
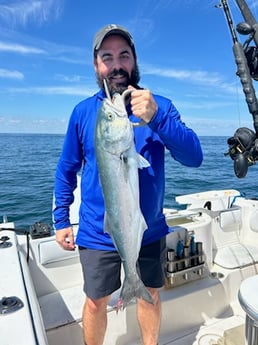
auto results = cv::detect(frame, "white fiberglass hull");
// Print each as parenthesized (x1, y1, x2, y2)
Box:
(1, 189, 258, 345)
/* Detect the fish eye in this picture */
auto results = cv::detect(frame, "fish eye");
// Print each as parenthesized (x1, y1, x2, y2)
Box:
(107, 112, 113, 120)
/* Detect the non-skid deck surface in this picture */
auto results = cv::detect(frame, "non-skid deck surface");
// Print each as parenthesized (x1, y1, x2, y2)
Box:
(154, 315, 245, 345)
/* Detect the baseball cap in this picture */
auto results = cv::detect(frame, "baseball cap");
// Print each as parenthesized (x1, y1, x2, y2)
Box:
(93, 24, 136, 58)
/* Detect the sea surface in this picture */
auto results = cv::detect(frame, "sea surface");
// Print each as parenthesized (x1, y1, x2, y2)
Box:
(1, 133, 258, 230)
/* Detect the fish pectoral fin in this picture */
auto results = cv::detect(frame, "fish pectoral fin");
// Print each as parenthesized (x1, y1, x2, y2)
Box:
(137, 154, 150, 169)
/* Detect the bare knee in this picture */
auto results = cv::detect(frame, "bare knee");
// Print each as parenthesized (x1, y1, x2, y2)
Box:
(84, 295, 110, 314)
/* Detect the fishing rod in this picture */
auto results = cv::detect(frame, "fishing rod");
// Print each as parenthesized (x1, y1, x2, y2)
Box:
(235, 0, 258, 33)
(218, 0, 258, 177)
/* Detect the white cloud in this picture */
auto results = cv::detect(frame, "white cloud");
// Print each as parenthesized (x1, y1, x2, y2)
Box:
(142, 64, 219, 83)
(0, 41, 46, 54)
(3, 85, 97, 97)
(0, 68, 24, 80)
(0, 116, 68, 134)
(0, 0, 63, 27)
(54, 74, 85, 83)
(141, 63, 237, 93)
(186, 116, 254, 136)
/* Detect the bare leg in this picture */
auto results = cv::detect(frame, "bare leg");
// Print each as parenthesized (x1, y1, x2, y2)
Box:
(137, 288, 161, 345)
(82, 295, 110, 345)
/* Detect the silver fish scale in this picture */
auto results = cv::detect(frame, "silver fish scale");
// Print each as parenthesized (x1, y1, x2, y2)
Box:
(94, 88, 153, 309)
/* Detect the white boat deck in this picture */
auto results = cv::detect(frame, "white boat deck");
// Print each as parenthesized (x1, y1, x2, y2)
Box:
(38, 262, 253, 345)
(2, 189, 258, 345)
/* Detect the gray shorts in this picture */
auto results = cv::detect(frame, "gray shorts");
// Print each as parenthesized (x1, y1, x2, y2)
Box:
(79, 237, 166, 300)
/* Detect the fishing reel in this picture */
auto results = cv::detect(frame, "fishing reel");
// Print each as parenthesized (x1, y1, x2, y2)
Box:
(226, 127, 258, 178)
(236, 22, 258, 80)
(226, 22, 258, 178)
(219, 1, 258, 177)
(244, 46, 258, 80)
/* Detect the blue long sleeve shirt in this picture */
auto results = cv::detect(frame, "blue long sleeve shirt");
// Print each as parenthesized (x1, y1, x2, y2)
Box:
(53, 89, 203, 250)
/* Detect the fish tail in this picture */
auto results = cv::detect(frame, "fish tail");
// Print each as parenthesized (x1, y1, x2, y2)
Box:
(117, 275, 154, 311)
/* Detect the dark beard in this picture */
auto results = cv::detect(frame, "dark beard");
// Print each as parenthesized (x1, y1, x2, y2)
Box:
(96, 64, 141, 96)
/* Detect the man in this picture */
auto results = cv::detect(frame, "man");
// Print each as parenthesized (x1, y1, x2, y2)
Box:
(53, 24, 203, 345)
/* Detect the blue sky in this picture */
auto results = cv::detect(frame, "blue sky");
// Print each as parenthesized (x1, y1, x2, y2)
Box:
(1, 0, 258, 135)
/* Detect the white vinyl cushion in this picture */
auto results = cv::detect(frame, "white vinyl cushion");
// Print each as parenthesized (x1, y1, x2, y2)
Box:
(214, 244, 258, 269)
(238, 275, 258, 321)
(250, 210, 258, 232)
(39, 238, 79, 265)
(219, 208, 241, 231)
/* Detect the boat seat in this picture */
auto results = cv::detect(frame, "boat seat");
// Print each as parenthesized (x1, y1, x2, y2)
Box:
(213, 208, 258, 269)
(250, 209, 258, 232)
(238, 275, 258, 345)
(214, 244, 258, 269)
(38, 237, 79, 265)
(39, 284, 121, 331)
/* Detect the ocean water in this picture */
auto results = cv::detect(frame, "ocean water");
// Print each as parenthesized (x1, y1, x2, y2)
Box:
(1, 133, 258, 230)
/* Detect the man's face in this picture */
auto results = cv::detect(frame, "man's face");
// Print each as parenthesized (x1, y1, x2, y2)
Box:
(94, 34, 140, 95)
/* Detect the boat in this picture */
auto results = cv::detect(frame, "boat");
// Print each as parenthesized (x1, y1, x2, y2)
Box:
(1, 187, 258, 345)
(2, 0, 258, 344)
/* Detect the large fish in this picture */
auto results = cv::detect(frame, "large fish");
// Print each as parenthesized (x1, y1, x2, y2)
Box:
(94, 80, 153, 310)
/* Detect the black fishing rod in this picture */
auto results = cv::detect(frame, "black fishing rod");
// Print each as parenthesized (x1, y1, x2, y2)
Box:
(219, 0, 258, 177)
(235, 0, 258, 31)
